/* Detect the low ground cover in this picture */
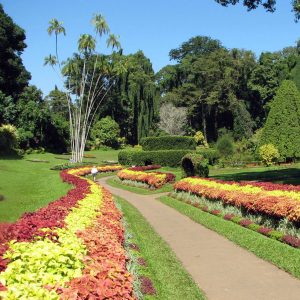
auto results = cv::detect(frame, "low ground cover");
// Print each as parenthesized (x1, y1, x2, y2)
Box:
(0, 167, 135, 299)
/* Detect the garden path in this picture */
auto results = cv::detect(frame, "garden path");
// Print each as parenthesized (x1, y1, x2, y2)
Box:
(98, 177, 300, 300)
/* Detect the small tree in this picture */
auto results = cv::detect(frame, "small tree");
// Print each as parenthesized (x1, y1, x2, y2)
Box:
(194, 131, 208, 148)
(259, 144, 280, 166)
(260, 80, 300, 161)
(90, 116, 120, 149)
(216, 134, 235, 158)
(0, 124, 18, 153)
(158, 102, 187, 135)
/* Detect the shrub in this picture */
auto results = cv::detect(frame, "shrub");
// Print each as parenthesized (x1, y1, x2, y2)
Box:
(90, 116, 120, 149)
(259, 144, 280, 166)
(194, 131, 208, 147)
(196, 148, 220, 165)
(140, 136, 196, 151)
(0, 124, 18, 153)
(181, 153, 209, 178)
(118, 149, 192, 167)
(268, 230, 284, 241)
(216, 134, 235, 158)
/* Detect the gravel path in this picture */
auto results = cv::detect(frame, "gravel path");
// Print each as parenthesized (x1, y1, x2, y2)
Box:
(99, 177, 300, 300)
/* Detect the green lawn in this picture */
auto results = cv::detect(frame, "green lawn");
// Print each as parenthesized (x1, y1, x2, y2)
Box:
(0, 150, 119, 222)
(210, 163, 300, 185)
(115, 196, 205, 300)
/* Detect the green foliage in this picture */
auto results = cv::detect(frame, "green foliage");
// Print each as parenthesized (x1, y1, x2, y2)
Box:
(260, 80, 300, 159)
(291, 57, 300, 91)
(215, 0, 300, 21)
(232, 101, 254, 140)
(194, 131, 208, 147)
(216, 134, 235, 158)
(181, 153, 209, 178)
(0, 124, 18, 153)
(259, 144, 280, 166)
(140, 136, 196, 151)
(0, 229, 86, 299)
(196, 148, 220, 165)
(118, 149, 192, 167)
(0, 4, 31, 98)
(268, 230, 284, 241)
(90, 116, 120, 149)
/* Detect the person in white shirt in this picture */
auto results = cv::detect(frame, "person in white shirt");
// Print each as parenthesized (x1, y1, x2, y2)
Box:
(91, 166, 98, 182)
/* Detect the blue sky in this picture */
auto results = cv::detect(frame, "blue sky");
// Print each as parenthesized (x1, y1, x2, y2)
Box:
(1, 0, 299, 96)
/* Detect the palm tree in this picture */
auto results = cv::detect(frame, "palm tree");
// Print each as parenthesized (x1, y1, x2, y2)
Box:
(47, 19, 66, 65)
(106, 34, 121, 50)
(92, 14, 110, 37)
(78, 34, 96, 54)
(44, 54, 57, 67)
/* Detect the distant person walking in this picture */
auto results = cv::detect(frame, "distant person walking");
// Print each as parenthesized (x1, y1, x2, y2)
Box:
(91, 166, 98, 182)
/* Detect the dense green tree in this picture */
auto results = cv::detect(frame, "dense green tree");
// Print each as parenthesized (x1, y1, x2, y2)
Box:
(260, 80, 300, 160)
(248, 52, 294, 124)
(45, 86, 69, 119)
(0, 4, 31, 98)
(90, 116, 120, 148)
(214, 0, 300, 21)
(232, 101, 254, 140)
(158, 37, 257, 141)
(100, 51, 158, 144)
(15, 86, 47, 148)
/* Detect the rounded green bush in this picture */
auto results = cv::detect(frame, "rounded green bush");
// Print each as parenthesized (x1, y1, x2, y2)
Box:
(181, 153, 209, 178)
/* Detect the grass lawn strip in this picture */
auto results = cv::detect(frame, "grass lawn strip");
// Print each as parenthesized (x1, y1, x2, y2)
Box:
(160, 196, 300, 280)
(114, 195, 206, 300)
(107, 177, 173, 195)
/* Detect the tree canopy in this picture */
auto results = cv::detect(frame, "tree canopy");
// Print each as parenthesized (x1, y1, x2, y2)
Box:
(214, 0, 300, 21)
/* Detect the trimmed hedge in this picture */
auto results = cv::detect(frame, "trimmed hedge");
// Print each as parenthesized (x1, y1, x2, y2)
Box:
(181, 153, 209, 178)
(118, 149, 193, 167)
(140, 136, 196, 151)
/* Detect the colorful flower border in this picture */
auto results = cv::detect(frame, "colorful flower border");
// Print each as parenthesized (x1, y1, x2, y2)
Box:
(174, 177, 300, 222)
(0, 166, 135, 299)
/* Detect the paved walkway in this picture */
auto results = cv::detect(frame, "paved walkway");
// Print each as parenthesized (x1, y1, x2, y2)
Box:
(98, 177, 300, 300)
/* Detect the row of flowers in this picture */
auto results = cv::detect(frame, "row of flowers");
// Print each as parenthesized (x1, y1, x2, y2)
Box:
(172, 193, 300, 248)
(128, 165, 161, 171)
(0, 167, 135, 299)
(117, 169, 175, 189)
(208, 178, 300, 192)
(74, 164, 124, 176)
(174, 177, 300, 223)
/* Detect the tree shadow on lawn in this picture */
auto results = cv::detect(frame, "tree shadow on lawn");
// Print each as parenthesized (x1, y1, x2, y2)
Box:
(0, 152, 23, 160)
(212, 168, 300, 185)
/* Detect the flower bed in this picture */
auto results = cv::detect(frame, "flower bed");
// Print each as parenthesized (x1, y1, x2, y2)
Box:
(117, 169, 175, 189)
(128, 165, 161, 171)
(171, 192, 300, 248)
(0, 167, 135, 299)
(74, 164, 123, 176)
(174, 177, 300, 222)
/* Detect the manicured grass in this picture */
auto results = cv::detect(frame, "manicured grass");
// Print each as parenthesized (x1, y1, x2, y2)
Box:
(210, 163, 300, 185)
(114, 195, 206, 300)
(107, 177, 173, 195)
(160, 196, 300, 279)
(0, 150, 120, 222)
